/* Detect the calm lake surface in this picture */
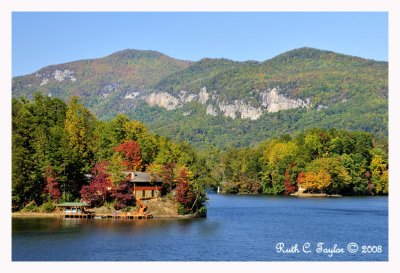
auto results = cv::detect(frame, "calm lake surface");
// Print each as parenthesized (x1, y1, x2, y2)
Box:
(12, 194, 388, 261)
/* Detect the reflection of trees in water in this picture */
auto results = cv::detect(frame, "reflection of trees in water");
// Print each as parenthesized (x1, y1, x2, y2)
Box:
(60, 218, 200, 235)
(13, 217, 220, 239)
(175, 219, 198, 234)
(13, 218, 69, 232)
(174, 218, 220, 235)
(197, 220, 220, 235)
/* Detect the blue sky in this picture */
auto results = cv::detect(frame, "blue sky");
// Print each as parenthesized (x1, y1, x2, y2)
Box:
(12, 12, 388, 76)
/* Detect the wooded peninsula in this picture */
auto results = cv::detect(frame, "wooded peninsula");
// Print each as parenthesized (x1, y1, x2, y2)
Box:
(12, 94, 388, 214)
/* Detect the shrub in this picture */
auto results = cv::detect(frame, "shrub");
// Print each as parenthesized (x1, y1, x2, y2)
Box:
(197, 206, 207, 217)
(104, 201, 112, 209)
(177, 204, 187, 215)
(40, 201, 56, 213)
(21, 202, 40, 212)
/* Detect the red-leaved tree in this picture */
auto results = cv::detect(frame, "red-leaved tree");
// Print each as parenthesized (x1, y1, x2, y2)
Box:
(111, 182, 134, 210)
(80, 162, 112, 207)
(284, 170, 296, 195)
(114, 140, 142, 171)
(176, 167, 196, 213)
(161, 163, 175, 194)
(44, 165, 61, 201)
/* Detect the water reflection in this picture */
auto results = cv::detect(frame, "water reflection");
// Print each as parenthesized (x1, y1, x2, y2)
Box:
(197, 220, 221, 235)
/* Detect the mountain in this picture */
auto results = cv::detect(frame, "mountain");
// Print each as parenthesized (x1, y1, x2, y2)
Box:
(12, 47, 388, 149)
(12, 49, 192, 114)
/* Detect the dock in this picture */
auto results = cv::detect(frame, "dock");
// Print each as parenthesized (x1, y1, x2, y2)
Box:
(59, 213, 153, 219)
(57, 200, 153, 220)
(93, 213, 153, 220)
(60, 213, 95, 219)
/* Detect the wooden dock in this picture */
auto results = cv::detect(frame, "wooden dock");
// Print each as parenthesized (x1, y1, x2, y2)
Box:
(93, 214, 153, 220)
(60, 213, 95, 219)
(59, 213, 153, 220)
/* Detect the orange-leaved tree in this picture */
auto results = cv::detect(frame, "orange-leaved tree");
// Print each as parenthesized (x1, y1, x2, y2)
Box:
(114, 140, 142, 171)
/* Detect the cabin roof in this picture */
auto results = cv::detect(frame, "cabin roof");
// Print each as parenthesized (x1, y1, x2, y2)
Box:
(124, 171, 163, 183)
(56, 202, 90, 207)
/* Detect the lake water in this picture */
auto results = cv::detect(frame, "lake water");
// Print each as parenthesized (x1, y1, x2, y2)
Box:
(12, 194, 388, 261)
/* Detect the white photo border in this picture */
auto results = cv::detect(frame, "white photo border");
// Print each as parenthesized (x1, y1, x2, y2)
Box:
(1, 1, 398, 272)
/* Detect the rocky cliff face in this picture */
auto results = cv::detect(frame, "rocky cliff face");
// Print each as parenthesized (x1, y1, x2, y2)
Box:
(261, 88, 310, 113)
(37, 69, 77, 85)
(146, 92, 180, 110)
(137, 86, 310, 120)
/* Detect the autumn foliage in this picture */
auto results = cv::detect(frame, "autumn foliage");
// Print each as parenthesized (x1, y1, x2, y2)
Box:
(79, 155, 135, 209)
(176, 167, 200, 214)
(114, 140, 142, 171)
(111, 182, 134, 210)
(284, 170, 296, 195)
(297, 170, 332, 193)
(176, 168, 194, 207)
(80, 162, 112, 207)
(159, 163, 175, 194)
(44, 166, 61, 201)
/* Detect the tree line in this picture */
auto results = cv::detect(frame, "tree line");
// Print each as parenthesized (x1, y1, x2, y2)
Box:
(216, 128, 388, 195)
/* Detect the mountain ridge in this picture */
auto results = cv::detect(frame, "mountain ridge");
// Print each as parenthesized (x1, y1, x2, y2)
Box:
(12, 47, 388, 149)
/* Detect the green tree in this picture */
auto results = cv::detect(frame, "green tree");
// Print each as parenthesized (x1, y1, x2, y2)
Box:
(12, 94, 67, 208)
(369, 154, 388, 194)
(63, 96, 95, 197)
(260, 140, 299, 194)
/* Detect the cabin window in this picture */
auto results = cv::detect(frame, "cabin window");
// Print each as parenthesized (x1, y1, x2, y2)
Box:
(151, 190, 154, 198)
(142, 190, 145, 198)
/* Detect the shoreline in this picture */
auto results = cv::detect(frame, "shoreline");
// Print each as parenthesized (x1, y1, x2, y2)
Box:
(12, 212, 60, 218)
(220, 192, 352, 197)
(12, 211, 204, 219)
(290, 192, 343, 198)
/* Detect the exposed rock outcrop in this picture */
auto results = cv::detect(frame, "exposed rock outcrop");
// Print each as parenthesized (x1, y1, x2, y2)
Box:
(35, 69, 77, 87)
(238, 103, 263, 120)
(178, 90, 197, 103)
(146, 92, 180, 110)
(53, 69, 76, 82)
(260, 88, 309, 113)
(217, 101, 263, 120)
(141, 86, 310, 120)
(198, 87, 210, 104)
(206, 104, 218, 116)
(217, 102, 237, 119)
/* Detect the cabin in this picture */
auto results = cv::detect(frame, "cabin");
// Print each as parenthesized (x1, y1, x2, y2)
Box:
(124, 171, 163, 199)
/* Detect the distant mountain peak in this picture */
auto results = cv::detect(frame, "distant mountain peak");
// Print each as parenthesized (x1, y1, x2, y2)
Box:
(106, 49, 166, 60)
(269, 47, 336, 61)
(269, 47, 384, 64)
